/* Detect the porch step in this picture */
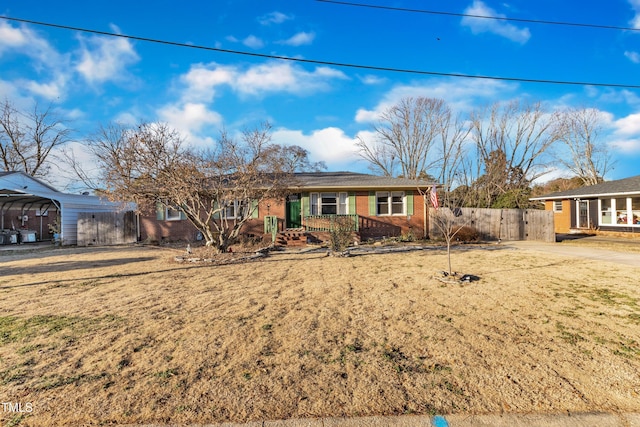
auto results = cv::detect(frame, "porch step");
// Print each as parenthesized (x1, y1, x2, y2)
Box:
(276, 230, 308, 246)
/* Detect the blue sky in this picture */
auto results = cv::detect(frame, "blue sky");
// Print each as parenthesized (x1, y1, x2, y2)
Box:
(2, 0, 640, 189)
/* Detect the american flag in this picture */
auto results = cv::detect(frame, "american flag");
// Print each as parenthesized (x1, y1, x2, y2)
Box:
(430, 184, 439, 209)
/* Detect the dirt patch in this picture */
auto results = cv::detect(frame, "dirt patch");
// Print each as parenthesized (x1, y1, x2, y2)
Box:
(0, 244, 639, 425)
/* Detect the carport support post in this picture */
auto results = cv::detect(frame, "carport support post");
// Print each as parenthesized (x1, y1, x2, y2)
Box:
(52, 199, 61, 244)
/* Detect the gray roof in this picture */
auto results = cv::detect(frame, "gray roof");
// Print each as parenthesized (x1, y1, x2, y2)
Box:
(290, 172, 435, 190)
(0, 171, 61, 193)
(531, 175, 640, 200)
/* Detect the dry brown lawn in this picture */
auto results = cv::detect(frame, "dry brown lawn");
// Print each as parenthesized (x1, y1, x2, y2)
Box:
(1, 243, 639, 426)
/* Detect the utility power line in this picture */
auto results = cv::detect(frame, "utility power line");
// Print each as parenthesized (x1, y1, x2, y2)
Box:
(2, 15, 640, 89)
(316, 0, 640, 32)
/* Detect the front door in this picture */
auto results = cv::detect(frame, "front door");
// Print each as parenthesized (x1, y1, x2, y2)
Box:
(577, 200, 590, 228)
(286, 194, 302, 228)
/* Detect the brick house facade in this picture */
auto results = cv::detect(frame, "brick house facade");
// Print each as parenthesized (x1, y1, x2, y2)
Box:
(139, 172, 434, 245)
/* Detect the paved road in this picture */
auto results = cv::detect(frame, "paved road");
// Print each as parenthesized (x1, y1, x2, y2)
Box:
(128, 412, 640, 426)
(504, 239, 640, 267)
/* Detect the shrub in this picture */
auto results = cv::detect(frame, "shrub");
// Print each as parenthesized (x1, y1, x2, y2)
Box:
(452, 225, 479, 242)
(329, 216, 356, 253)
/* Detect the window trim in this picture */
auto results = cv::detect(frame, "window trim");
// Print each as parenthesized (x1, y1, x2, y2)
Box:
(166, 206, 185, 221)
(599, 196, 640, 227)
(310, 192, 349, 215)
(376, 191, 405, 216)
(222, 200, 248, 219)
(552, 200, 563, 212)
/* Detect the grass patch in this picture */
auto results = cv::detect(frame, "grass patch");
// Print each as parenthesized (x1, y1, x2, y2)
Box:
(0, 314, 124, 345)
(34, 372, 109, 391)
(589, 288, 637, 308)
(613, 339, 640, 359)
(556, 322, 586, 345)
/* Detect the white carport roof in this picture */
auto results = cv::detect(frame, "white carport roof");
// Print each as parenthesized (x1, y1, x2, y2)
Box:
(0, 171, 133, 244)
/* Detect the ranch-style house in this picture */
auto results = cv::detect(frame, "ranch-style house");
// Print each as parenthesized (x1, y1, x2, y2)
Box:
(530, 174, 640, 235)
(140, 171, 435, 245)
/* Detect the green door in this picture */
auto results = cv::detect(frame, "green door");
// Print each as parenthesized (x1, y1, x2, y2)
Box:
(286, 194, 302, 228)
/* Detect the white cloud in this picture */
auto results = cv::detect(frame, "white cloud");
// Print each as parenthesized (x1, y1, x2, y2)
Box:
(0, 21, 63, 64)
(273, 127, 361, 167)
(236, 63, 347, 95)
(179, 61, 347, 101)
(158, 102, 222, 134)
(25, 78, 65, 100)
(355, 78, 515, 123)
(359, 74, 387, 85)
(613, 112, 640, 135)
(242, 35, 265, 49)
(585, 87, 640, 107)
(625, 51, 640, 63)
(629, 0, 640, 28)
(75, 25, 140, 84)
(258, 11, 293, 25)
(607, 111, 640, 153)
(181, 64, 236, 102)
(155, 103, 221, 149)
(279, 32, 315, 46)
(461, 1, 531, 44)
(0, 22, 71, 100)
(113, 111, 138, 126)
(610, 137, 640, 152)
(0, 21, 28, 50)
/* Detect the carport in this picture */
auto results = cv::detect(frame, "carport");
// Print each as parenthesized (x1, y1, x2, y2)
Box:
(0, 171, 132, 245)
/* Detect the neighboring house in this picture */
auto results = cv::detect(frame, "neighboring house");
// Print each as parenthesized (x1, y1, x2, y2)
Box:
(139, 171, 435, 244)
(530, 175, 640, 234)
(0, 171, 132, 245)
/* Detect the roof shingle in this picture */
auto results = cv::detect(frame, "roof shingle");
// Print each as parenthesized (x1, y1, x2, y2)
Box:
(531, 175, 640, 200)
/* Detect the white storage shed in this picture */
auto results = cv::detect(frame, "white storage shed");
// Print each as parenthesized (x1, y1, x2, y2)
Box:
(0, 171, 135, 245)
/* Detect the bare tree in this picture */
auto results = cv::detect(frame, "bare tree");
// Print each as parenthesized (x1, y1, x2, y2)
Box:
(0, 100, 72, 177)
(469, 100, 559, 208)
(356, 97, 466, 179)
(427, 169, 479, 276)
(89, 121, 311, 252)
(553, 107, 613, 186)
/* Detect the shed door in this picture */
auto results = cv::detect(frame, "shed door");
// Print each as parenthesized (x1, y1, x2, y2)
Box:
(286, 194, 301, 229)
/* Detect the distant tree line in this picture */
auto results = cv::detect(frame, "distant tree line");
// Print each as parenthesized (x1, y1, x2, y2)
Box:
(356, 97, 613, 210)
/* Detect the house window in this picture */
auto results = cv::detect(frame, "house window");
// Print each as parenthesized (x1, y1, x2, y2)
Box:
(632, 197, 640, 225)
(616, 197, 629, 224)
(553, 201, 563, 212)
(310, 192, 348, 215)
(166, 206, 184, 221)
(600, 197, 640, 226)
(223, 200, 247, 219)
(310, 193, 319, 215)
(600, 198, 612, 225)
(376, 191, 405, 216)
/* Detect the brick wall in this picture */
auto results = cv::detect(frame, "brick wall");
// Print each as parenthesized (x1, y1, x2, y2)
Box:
(356, 190, 427, 240)
(1, 208, 57, 241)
(139, 191, 429, 243)
(546, 200, 572, 233)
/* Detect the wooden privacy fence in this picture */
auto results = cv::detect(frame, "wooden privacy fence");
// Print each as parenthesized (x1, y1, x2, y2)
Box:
(429, 208, 555, 243)
(77, 211, 137, 246)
